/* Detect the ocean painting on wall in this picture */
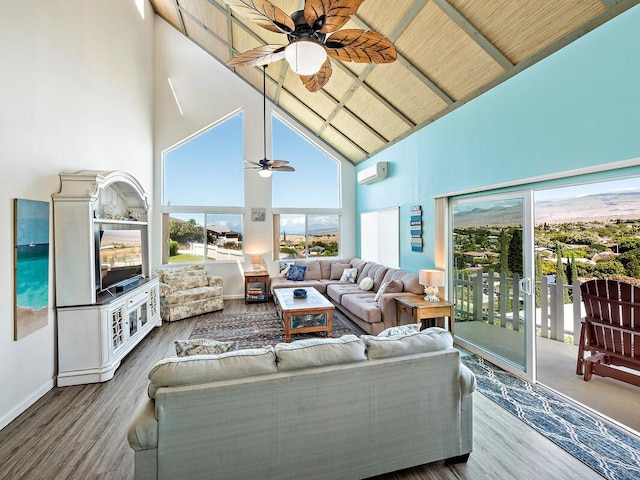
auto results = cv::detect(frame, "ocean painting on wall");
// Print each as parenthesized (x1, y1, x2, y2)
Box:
(14, 199, 50, 340)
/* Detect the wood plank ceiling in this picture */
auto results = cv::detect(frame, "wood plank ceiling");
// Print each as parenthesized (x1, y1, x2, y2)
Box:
(149, 0, 639, 164)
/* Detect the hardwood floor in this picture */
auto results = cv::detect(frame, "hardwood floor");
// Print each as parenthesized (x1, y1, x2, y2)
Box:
(0, 300, 603, 480)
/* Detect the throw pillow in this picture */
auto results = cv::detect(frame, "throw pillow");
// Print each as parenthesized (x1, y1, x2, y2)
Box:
(385, 279, 403, 293)
(374, 281, 389, 302)
(174, 339, 238, 357)
(147, 347, 277, 398)
(359, 277, 374, 291)
(362, 327, 453, 360)
(278, 261, 293, 278)
(286, 264, 307, 281)
(275, 335, 366, 372)
(377, 324, 421, 337)
(340, 267, 357, 283)
(330, 263, 351, 280)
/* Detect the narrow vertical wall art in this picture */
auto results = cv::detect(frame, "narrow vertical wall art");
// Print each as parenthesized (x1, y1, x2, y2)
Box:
(14, 199, 50, 340)
(410, 205, 422, 252)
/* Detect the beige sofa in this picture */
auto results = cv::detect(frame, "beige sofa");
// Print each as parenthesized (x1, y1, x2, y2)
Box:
(270, 258, 424, 335)
(127, 329, 475, 480)
(155, 265, 223, 322)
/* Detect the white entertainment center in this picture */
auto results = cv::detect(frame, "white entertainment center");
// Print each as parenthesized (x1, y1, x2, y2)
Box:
(52, 170, 161, 386)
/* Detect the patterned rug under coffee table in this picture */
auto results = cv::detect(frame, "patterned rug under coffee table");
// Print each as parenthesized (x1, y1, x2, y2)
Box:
(189, 309, 363, 349)
(462, 354, 640, 480)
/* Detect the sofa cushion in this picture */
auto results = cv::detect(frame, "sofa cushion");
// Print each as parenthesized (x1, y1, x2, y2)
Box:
(287, 264, 307, 281)
(319, 259, 348, 279)
(298, 260, 321, 280)
(340, 267, 358, 283)
(326, 282, 363, 303)
(163, 270, 209, 292)
(330, 263, 351, 280)
(340, 294, 382, 324)
(165, 285, 223, 305)
(275, 335, 366, 372)
(174, 339, 238, 357)
(147, 347, 277, 398)
(362, 327, 453, 359)
(270, 278, 327, 294)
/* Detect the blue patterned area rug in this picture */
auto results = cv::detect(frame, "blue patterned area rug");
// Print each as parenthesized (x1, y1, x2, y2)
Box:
(462, 354, 640, 480)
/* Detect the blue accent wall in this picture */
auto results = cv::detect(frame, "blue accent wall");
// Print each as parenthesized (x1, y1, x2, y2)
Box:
(357, 5, 640, 273)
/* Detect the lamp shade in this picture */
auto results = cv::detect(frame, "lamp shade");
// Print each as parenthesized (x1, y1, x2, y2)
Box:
(419, 269, 445, 287)
(258, 168, 272, 178)
(284, 40, 327, 75)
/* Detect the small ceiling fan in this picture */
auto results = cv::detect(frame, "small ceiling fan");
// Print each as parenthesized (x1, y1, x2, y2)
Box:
(224, 0, 397, 92)
(244, 66, 296, 177)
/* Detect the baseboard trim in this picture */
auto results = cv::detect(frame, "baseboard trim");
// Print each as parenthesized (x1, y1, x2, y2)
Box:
(0, 378, 54, 430)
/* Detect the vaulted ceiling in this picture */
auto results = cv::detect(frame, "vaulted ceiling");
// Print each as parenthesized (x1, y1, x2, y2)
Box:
(149, 0, 639, 164)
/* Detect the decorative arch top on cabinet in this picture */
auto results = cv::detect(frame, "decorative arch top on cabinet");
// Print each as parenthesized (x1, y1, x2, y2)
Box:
(55, 170, 150, 223)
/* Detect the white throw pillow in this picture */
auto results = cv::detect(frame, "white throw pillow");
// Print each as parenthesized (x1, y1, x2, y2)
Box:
(340, 267, 357, 283)
(359, 277, 374, 291)
(377, 324, 421, 337)
(374, 281, 389, 302)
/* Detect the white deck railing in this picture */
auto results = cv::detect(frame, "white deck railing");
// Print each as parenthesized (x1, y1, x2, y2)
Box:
(453, 272, 583, 344)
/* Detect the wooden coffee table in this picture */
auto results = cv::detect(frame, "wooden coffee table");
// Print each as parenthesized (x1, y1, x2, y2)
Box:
(273, 288, 334, 342)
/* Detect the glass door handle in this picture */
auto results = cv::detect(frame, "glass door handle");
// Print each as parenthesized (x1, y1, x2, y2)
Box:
(519, 277, 532, 295)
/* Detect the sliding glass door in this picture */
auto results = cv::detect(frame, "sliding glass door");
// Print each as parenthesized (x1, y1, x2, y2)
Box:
(450, 192, 535, 380)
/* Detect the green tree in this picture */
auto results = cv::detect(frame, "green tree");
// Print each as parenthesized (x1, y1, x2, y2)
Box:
(595, 259, 625, 276)
(507, 228, 523, 277)
(499, 229, 510, 274)
(555, 242, 571, 303)
(170, 219, 202, 245)
(535, 252, 543, 308)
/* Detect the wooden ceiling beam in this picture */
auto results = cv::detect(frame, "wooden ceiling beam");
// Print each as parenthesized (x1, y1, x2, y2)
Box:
(431, 0, 514, 71)
(351, 1, 454, 106)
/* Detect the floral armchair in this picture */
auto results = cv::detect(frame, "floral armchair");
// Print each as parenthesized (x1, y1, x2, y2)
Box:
(155, 265, 223, 321)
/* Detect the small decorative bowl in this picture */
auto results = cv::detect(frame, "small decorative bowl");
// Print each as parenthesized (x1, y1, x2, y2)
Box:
(293, 288, 307, 298)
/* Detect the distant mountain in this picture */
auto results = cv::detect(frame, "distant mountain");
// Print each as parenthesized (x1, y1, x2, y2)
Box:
(453, 203, 522, 228)
(453, 192, 640, 228)
(535, 192, 640, 224)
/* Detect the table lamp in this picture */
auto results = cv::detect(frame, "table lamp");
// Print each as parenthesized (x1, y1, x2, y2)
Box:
(419, 269, 445, 302)
(251, 254, 264, 271)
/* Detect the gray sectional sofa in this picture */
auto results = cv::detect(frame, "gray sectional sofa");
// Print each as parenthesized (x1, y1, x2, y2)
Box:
(128, 329, 476, 480)
(270, 257, 424, 335)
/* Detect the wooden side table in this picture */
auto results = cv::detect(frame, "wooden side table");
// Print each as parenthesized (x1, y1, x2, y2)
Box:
(244, 270, 270, 304)
(395, 295, 455, 335)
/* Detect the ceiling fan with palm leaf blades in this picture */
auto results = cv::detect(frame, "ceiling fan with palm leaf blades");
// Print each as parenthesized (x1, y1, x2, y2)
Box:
(244, 66, 296, 177)
(224, 0, 397, 92)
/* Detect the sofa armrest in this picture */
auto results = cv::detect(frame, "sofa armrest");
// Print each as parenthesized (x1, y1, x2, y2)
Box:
(158, 282, 170, 297)
(127, 398, 158, 452)
(206, 275, 223, 288)
(459, 364, 476, 397)
(379, 292, 419, 328)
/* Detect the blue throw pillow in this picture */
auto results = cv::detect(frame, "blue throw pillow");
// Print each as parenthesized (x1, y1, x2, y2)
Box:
(287, 264, 307, 281)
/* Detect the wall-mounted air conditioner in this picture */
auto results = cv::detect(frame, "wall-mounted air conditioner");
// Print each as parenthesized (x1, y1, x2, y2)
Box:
(357, 162, 388, 185)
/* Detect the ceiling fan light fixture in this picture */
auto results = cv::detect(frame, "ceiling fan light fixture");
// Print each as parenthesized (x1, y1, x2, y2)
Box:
(258, 167, 272, 178)
(284, 40, 326, 75)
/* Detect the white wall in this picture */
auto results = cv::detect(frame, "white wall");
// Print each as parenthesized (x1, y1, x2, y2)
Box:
(0, 0, 154, 429)
(152, 19, 356, 297)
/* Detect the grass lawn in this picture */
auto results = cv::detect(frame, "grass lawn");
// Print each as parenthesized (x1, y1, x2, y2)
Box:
(169, 254, 203, 263)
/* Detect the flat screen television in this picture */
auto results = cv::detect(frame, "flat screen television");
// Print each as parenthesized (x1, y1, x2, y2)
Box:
(97, 228, 144, 292)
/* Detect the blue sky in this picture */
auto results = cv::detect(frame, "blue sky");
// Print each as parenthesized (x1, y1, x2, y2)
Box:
(164, 111, 339, 235)
(535, 177, 640, 202)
